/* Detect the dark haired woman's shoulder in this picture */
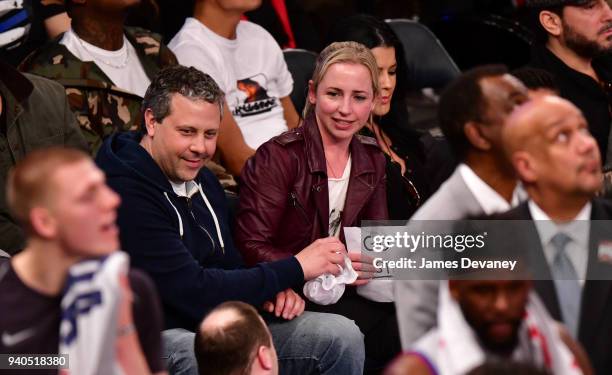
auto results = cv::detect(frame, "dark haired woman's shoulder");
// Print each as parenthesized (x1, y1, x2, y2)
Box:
(418, 130, 457, 189)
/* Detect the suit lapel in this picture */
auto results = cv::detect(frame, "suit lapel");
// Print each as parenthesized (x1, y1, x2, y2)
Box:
(578, 200, 612, 345)
(534, 280, 562, 321)
(513, 203, 564, 320)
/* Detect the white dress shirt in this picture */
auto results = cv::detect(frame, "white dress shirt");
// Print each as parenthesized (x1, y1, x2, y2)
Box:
(458, 164, 522, 215)
(528, 200, 591, 286)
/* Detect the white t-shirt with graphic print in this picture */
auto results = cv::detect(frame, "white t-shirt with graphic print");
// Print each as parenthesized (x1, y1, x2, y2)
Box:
(169, 18, 294, 149)
(328, 156, 352, 237)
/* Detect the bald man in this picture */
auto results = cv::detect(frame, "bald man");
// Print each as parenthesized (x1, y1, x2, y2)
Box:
(490, 94, 612, 375)
(195, 301, 278, 375)
(503, 95, 602, 214)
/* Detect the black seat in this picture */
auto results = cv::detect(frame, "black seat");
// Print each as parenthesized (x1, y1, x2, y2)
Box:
(427, 13, 533, 71)
(283, 48, 317, 116)
(385, 18, 460, 91)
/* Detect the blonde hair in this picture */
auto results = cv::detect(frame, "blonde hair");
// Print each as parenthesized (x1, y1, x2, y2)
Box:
(7, 147, 89, 230)
(302, 41, 380, 119)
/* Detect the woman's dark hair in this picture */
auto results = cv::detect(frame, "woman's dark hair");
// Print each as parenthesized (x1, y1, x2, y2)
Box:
(326, 14, 410, 133)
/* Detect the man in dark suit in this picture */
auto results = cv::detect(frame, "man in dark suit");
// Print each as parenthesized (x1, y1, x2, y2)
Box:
(496, 92, 612, 374)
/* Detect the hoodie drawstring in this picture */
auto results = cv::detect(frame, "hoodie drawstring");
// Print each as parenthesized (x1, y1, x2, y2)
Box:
(164, 192, 184, 237)
(197, 183, 225, 254)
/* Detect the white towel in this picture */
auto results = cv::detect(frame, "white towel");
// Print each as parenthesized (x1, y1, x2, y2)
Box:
(414, 282, 583, 375)
(303, 255, 358, 305)
(59, 252, 128, 375)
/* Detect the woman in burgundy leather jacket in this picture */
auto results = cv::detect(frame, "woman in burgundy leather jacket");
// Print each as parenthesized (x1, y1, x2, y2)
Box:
(236, 41, 400, 371)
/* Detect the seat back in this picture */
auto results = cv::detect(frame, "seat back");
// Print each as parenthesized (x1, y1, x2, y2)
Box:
(283, 48, 317, 116)
(428, 14, 533, 71)
(385, 18, 460, 90)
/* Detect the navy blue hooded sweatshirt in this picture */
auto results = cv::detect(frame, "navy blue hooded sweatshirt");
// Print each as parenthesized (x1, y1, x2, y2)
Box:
(96, 132, 304, 330)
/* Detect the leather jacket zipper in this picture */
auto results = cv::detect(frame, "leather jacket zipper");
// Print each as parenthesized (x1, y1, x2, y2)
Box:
(290, 191, 311, 224)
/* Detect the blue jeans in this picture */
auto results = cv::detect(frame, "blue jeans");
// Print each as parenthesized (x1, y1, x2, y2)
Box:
(162, 311, 365, 375)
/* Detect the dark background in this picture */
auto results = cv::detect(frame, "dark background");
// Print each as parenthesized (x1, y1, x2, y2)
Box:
(149, 0, 535, 71)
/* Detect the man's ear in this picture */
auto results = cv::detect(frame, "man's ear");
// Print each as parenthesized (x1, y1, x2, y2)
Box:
(256, 346, 274, 371)
(464, 121, 492, 151)
(143, 109, 158, 137)
(30, 207, 58, 239)
(539, 10, 563, 38)
(512, 151, 538, 184)
(307, 80, 316, 106)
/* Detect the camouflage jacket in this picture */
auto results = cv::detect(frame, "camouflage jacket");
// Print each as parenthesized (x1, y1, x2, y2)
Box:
(0, 61, 87, 255)
(19, 27, 177, 154)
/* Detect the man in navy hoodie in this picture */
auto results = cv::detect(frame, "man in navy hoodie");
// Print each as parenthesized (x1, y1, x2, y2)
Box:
(96, 65, 365, 375)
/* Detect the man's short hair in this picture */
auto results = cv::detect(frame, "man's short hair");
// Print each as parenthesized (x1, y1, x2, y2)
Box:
(141, 65, 225, 133)
(526, 0, 591, 8)
(6, 147, 90, 230)
(195, 301, 272, 375)
(438, 64, 508, 161)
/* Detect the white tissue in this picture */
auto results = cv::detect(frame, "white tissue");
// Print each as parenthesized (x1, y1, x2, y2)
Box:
(303, 255, 358, 305)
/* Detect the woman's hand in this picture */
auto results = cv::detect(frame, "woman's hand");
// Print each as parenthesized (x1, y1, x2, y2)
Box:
(347, 252, 377, 286)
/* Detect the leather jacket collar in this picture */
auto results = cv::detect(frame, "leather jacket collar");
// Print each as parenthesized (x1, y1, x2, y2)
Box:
(302, 113, 377, 178)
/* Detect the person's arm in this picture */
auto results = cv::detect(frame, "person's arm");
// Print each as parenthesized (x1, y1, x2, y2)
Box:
(129, 270, 167, 374)
(43, 12, 70, 38)
(280, 96, 300, 129)
(115, 273, 156, 375)
(217, 101, 255, 176)
(235, 140, 297, 265)
(34, 0, 69, 39)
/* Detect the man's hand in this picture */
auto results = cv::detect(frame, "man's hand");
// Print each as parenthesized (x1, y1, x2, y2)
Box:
(348, 252, 377, 286)
(262, 288, 305, 320)
(295, 237, 345, 280)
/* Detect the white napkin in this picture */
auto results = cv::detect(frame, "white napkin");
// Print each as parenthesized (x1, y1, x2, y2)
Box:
(303, 255, 358, 305)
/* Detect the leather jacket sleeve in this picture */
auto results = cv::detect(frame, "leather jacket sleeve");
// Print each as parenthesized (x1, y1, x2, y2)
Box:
(236, 140, 298, 266)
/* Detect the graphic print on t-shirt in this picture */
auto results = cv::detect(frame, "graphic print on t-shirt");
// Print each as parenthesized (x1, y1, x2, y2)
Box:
(329, 208, 342, 237)
(232, 74, 278, 117)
